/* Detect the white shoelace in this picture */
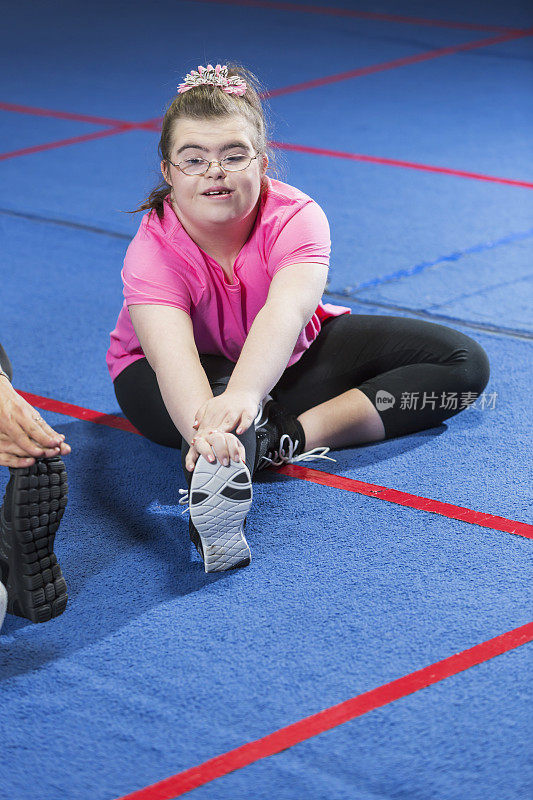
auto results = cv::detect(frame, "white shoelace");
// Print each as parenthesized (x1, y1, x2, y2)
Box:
(259, 433, 337, 468)
(255, 397, 337, 466)
(178, 489, 192, 516)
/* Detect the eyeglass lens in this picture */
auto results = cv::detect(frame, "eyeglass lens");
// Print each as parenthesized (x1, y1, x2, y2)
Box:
(179, 154, 254, 175)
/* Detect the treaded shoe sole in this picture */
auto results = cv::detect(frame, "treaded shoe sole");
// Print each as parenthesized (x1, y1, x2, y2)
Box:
(189, 455, 252, 573)
(0, 457, 68, 623)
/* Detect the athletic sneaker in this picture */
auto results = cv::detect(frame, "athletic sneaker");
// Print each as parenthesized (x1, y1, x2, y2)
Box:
(179, 455, 253, 573)
(253, 396, 337, 472)
(178, 397, 273, 572)
(0, 456, 68, 623)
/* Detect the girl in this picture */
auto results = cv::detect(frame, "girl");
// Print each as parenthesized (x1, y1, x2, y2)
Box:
(107, 63, 489, 574)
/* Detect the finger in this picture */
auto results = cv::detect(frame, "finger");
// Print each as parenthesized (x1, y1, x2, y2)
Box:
(185, 445, 199, 472)
(37, 418, 64, 444)
(41, 446, 63, 457)
(0, 437, 40, 458)
(0, 452, 37, 468)
(22, 407, 63, 444)
(192, 435, 218, 465)
(207, 431, 232, 466)
(222, 418, 239, 433)
(9, 424, 48, 458)
(59, 442, 71, 455)
(236, 416, 252, 435)
(231, 445, 245, 463)
(22, 412, 63, 447)
(222, 433, 244, 464)
(1, 435, 61, 459)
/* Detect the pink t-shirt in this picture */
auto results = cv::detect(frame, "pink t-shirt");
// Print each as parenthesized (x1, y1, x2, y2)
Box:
(106, 175, 351, 381)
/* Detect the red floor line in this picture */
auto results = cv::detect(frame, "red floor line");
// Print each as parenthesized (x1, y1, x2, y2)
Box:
(2, 28, 531, 166)
(114, 621, 533, 799)
(281, 465, 533, 539)
(0, 126, 135, 162)
(17, 391, 140, 434)
(273, 141, 533, 189)
(0, 101, 132, 127)
(3, 29, 531, 134)
(264, 27, 533, 98)
(3, 116, 530, 188)
(192, 0, 523, 33)
(18, 391, 533, 539)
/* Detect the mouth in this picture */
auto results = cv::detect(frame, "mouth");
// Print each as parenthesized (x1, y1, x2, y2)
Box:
(202, 189, 234, 199)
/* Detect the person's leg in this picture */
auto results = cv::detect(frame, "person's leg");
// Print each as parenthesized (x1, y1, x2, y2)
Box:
(273, 314, 490, 448)
(0, 342, 68, 623)
(113, 355, 257, 486)
(114, 355, 258, 572)
(0, 342, 13, 382)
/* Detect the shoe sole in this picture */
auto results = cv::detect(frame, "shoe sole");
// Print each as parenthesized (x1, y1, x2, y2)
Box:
(0, 457, 68, 623)
(189, 455, 252, 573)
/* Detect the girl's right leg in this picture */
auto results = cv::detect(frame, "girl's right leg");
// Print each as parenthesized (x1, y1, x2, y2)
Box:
(112, 355, 258, 486)
(113, 355, 258, 572)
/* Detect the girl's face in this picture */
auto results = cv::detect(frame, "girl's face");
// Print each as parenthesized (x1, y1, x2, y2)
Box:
(161, 115, 268, 229)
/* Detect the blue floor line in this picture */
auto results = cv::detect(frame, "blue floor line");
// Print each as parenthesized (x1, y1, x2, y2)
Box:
(325, 293, 533, 340)
(426, 272, 532, 310)
(330, 227, 533, 295)
(0, 207, 131, 240)
(1, 207, 530, 341)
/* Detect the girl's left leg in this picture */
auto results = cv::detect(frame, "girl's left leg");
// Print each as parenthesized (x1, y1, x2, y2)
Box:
(272, 314, 490, 449)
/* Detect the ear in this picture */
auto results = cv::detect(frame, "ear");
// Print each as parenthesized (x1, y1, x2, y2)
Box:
(261, 152, 269, 176)
(161, 160, 170, 185)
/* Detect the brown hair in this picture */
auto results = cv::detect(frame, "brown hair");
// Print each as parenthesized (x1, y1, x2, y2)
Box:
(128, 62, 286, 220)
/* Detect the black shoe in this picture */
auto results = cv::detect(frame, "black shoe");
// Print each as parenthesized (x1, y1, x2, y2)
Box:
(0, 456, 68, 623)
(253, 398, 305, 473)
(253, 399, 337, 473)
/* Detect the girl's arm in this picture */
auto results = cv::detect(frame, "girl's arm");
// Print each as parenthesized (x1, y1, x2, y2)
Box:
(128, 304, 213, 446)
(227, 262, 328, 401)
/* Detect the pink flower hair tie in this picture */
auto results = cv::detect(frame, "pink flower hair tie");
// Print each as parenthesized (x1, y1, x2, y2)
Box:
(177, 63, 247, 96)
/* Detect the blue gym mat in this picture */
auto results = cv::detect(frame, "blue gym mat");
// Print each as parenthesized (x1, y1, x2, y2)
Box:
(1, 1, 531, 798)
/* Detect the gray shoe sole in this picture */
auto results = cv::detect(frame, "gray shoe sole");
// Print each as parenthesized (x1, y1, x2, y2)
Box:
(189, 455, 252, 573)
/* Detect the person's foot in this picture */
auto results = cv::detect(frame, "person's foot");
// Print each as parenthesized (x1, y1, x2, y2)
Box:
(0, 456, 68, 623)
(253, 398, 336, 472)
(180, 455, 253, 573)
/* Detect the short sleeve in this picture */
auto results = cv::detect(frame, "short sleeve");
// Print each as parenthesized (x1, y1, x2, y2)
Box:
(122, 242, 192, 315)
(268, 201, 331, 278)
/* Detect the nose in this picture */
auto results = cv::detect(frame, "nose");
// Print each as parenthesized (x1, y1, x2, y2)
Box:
(205, 159, 227, 176)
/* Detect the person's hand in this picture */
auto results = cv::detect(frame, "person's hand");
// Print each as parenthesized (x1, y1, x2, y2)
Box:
(192, 390, 260, 438)
(0, 379, 71, 468)
(185, 429, 246, 472)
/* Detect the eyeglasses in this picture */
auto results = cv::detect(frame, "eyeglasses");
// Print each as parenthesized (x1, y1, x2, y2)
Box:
(167, 151, 261, 175)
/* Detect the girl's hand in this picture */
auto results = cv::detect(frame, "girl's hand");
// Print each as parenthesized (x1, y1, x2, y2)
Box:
(192, 390, 260, 437)
(186, 429, 246, 472)
(0, 379, 72, 467)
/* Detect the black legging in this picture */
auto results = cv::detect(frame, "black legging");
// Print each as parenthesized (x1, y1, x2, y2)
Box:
(113, 314, 490, 487)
